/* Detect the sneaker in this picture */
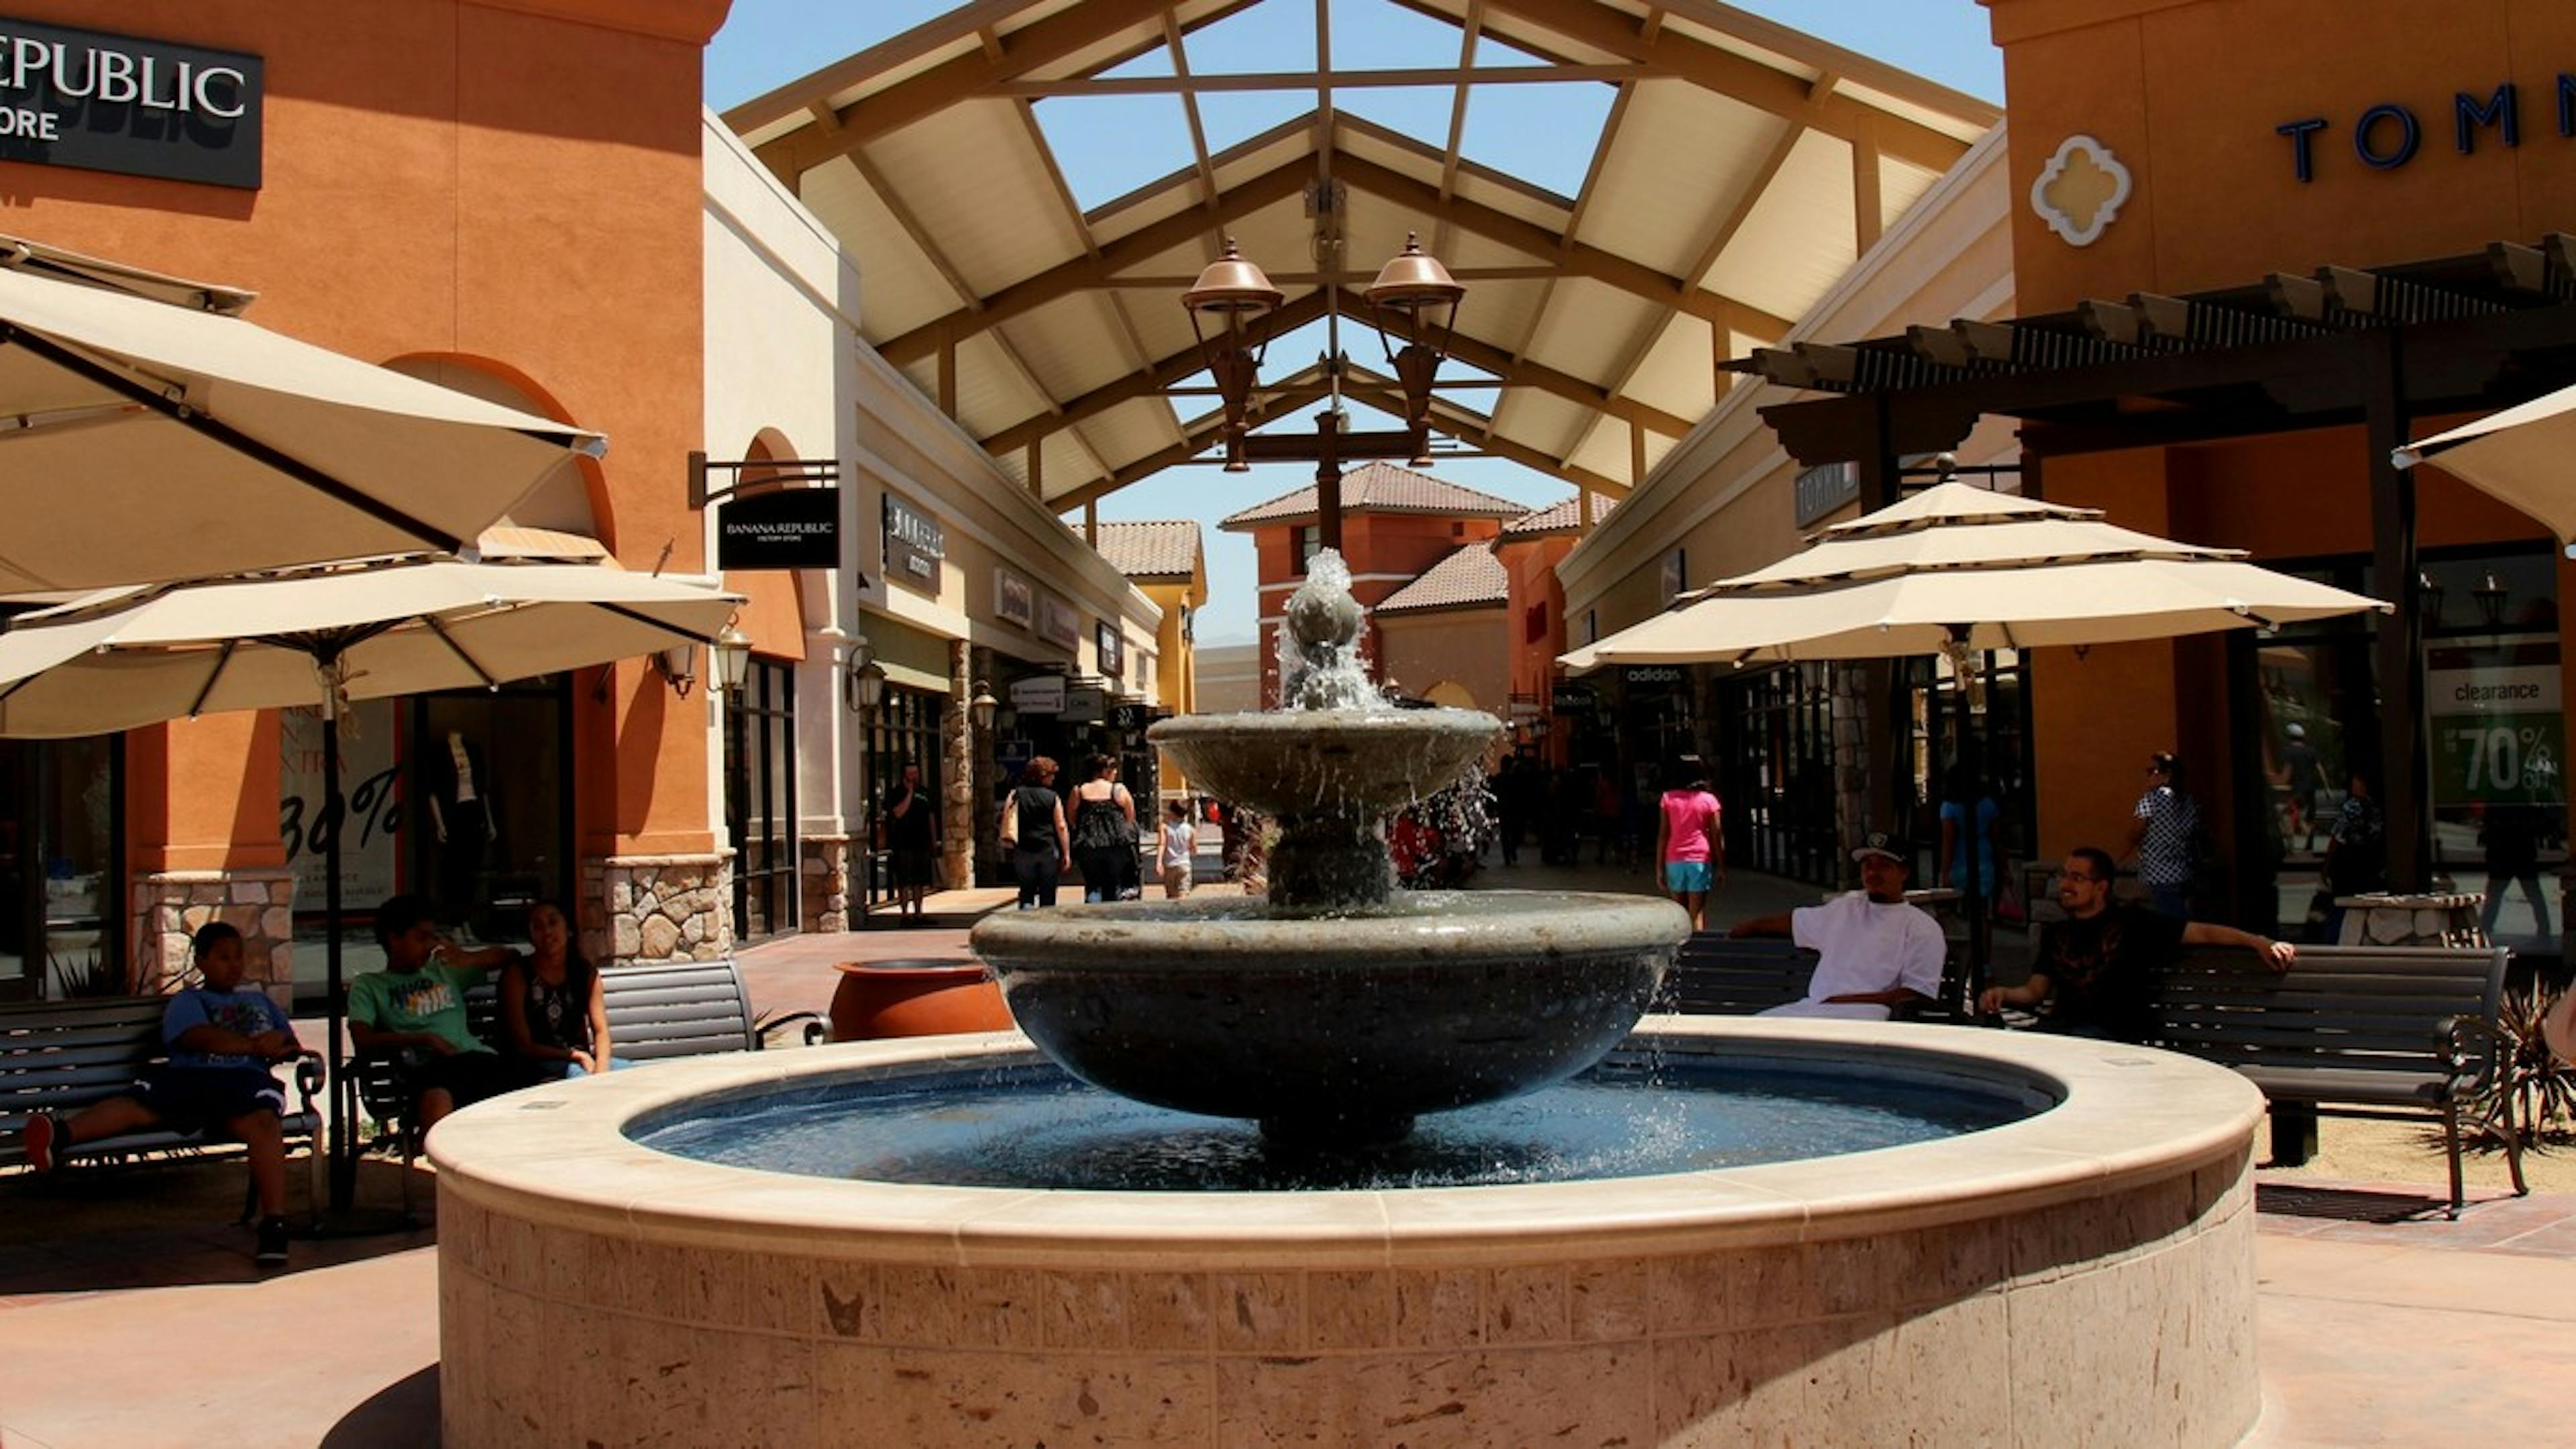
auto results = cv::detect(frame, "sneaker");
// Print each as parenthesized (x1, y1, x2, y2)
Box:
(21, 1111, 58, 1173)
(255, 1216, 290, 1267)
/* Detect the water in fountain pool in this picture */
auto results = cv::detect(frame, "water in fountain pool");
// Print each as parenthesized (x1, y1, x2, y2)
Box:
(627, 1051, 2047, 1192)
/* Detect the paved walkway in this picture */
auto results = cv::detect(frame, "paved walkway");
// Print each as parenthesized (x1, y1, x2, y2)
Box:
(6, 861, 2571, 1446)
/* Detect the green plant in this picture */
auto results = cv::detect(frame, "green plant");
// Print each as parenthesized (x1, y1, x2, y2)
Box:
(46, 947, 125, 1000)
(2465, 987, 2576, 1152)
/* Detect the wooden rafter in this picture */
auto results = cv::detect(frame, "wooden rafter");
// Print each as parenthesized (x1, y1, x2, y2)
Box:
(1331, 154, 1793, 338)
(1474, 0, 1974, 172)
(1432, 0, 1484, 260)
(875, 155, 1311, 366)
(990, 63, 1648, 96)
(1338, 376, 1629, 499)
(1326, 286, 1694, 438)
(750, 0, 1177, 180)
(981, 288, 1332, 456)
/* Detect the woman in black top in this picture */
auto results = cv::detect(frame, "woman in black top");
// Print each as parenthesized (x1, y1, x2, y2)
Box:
(1069, 753, 1138, 902)
(500, 900, 611, 1082)
(1007, 755, 1072, 910)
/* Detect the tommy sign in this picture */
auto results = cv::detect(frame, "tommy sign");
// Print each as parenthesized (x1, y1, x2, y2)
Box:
(0, 16, 262, 189)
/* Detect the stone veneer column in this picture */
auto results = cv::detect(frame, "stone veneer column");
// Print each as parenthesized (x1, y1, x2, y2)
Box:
(800, 835, 852, 934)
(1831, 664, 1872, 867)
(130, 867, 296, 1006)
(940, 640, 976, 890)
(580, 853, 732, 967)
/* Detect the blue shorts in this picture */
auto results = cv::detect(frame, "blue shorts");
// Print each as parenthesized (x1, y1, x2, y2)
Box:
(132, 1063, 286, 1132)
(1664, 861, 1715, 893)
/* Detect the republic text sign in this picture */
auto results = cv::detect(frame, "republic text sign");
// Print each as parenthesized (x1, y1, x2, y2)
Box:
(0, 16, 262, 189)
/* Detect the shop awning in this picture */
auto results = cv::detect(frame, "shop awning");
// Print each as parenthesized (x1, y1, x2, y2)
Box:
(0, 235, 606, 594)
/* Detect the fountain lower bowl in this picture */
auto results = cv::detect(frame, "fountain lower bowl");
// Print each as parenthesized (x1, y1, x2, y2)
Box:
(969, 891, 1688, 1142)
(429, 1021, 2266, 1447)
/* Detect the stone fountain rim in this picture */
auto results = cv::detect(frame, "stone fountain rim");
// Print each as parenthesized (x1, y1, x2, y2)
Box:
(1149, 706, 1503, 737)
(428, 1019, 2263, 1269)
(969, 890, 1688, 957)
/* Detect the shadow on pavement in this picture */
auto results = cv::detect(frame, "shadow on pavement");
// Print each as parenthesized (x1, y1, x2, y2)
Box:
(323, 1364, 441, 1448)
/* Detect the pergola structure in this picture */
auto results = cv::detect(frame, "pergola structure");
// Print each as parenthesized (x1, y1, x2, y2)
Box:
(1743, 237, 2576, 892)
(724, 1, 1994, 519)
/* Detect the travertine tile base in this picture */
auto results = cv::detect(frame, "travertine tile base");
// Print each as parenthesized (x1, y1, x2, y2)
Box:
(433, 1020, 2263, 1447)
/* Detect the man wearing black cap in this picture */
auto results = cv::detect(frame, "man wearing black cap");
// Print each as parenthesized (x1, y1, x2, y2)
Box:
(1729, 832, 1945, 1020)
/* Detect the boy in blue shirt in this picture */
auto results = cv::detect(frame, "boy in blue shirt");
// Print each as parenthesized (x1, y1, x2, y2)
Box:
(21, 921, 305, 1265)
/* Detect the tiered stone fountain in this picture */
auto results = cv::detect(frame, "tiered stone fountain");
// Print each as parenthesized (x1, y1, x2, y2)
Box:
(430, 555, 2267, 1448)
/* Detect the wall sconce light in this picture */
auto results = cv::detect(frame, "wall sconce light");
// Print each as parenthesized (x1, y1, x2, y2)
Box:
(969, 680, 999, 733)
(652, 643, 698, 698)
(2474, 570, 2509, 630)
(2418, 570, 2445, 630)
(712, 623, 753, 699)
(844, 632, 886, 714)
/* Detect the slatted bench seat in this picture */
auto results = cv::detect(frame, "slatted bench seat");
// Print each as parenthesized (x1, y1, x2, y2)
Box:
(0, 995, 323, 1215)
(350, 957, 792, 1210)
(1654, 932, 1968, 1021)
(2145, 943, 2521, 1217)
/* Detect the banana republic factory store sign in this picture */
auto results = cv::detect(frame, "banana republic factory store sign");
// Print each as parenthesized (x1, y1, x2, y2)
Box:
(0, 16, 263, 189)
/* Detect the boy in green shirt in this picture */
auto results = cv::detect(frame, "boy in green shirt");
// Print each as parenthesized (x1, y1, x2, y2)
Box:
(347, 894, 517, 1129)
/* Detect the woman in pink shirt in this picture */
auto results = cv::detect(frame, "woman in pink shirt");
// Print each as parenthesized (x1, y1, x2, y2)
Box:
(1655, 758, 1726, 930)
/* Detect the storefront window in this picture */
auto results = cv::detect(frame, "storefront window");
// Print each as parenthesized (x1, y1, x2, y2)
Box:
(1903, 651, 2033, 896)
(1717, 663, 1837, 886)
(0, 737, 122, 1000)
(861, 684, 945, 914)
(727, 660, 798, 941)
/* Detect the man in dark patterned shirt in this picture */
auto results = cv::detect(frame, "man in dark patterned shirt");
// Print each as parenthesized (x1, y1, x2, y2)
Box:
(1980, 846, 2294, 1041)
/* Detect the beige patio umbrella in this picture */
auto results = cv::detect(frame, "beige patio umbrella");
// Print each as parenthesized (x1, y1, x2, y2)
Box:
(2395, 383, 2576, 543)
(1560, 482, 2392, 670)
(1558, 481, 2390, 991)
(0, 235, 606, 593)
(0, 555, 742, 1211)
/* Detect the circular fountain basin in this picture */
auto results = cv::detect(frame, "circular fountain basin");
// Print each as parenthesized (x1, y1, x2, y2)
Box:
(1150, 706, 1501, 820)
(971, 891, 1684, 1144)
(432, 1020, 2265, 1448)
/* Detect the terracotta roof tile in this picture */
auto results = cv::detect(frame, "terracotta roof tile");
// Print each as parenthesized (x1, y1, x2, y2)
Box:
(1374, 542, 1509, 614)
(1090, 520, 1201, 580)
(1500, 492, 1617, 539)
(1218, 462, 1532, 531)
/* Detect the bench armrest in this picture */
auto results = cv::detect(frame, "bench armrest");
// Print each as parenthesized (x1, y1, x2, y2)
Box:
(2440, 1014, 2509, 1095)
(290, 1050, 325, 1110)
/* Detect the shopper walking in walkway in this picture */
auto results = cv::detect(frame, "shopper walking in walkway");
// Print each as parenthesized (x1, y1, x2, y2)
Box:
(1069, 753, 1138, 902)
(2125, 751, 2202, 919)
(1003, 756, 1070, 910)
(1654, 757, 1725, 931)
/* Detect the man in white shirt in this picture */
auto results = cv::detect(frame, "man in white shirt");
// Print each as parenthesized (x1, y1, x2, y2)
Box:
(1729, 833, 1946, 1020)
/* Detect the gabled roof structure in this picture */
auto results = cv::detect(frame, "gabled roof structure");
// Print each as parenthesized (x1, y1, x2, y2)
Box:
(724, 1, 1996, 513)
(1500, 490, 1615, 538)
(1376, 540, 1510, 613)
(1218, 461, 1527, 530)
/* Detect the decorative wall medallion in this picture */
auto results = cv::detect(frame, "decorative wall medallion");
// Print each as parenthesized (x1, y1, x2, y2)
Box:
(2031, 134, 2133, 248)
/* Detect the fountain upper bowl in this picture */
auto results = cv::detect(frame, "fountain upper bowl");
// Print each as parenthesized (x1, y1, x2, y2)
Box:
(1147, 707, 1503, 821)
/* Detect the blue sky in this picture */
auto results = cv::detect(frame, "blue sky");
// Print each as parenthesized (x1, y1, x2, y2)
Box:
(706, 3, 2003, 643)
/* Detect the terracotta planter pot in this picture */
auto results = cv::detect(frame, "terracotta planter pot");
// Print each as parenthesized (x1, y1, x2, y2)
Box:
(829, 959, 1013, 1041)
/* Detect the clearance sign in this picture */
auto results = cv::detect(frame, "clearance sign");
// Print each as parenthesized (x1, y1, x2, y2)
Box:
(0, 16, 262, 189)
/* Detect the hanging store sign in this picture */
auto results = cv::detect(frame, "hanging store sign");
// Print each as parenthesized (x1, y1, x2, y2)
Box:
(0, 17, 262, 189)
(881, 493, 945, 594)
(1036, 594, 1080, 651)
(1623, 665, 1686, 690)
(1063, 684, 1106, 725)
(2429, 657, 2565, 808)
(716, 486, 837, 570)
(1009, 675, 1065, 713)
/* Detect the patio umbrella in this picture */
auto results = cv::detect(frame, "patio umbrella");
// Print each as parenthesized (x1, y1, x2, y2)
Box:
(2394, 382, 2576, 543)
(0, 557, 743, 1210)
(1560, 481, 2391, 987)
(0, 235, 606, 593)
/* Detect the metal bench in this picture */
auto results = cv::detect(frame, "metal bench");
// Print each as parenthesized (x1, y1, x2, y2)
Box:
(2145, 943, 2523, 1217)
(350, 957, 796, 1212)
(1654, 932, 1968, 1021)
(0, 995, 324, 1218)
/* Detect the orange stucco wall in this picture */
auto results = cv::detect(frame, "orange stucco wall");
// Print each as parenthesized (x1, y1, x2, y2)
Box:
(1244, 511, 1507, 705)
(3, 1, 728, 866)
(1990, 0, 2573, 871)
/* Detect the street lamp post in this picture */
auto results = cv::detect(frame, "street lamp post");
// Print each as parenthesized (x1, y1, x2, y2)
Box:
(1181, 233, 1466, 555)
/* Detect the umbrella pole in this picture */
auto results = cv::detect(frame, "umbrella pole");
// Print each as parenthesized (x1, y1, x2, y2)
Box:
(323, 714, 354, 1212)
(1949, 630, 1989, 1013)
